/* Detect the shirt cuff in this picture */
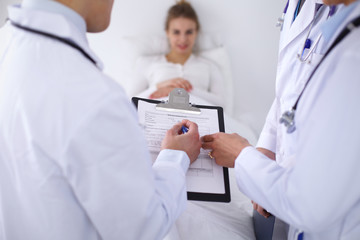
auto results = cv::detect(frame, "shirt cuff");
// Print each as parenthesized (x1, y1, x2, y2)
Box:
(154, 149, 190, 174)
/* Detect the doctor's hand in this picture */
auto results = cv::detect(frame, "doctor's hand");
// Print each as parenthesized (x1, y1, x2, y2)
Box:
(156, 78, 193, 91)
(161, 120, 201, 164)
(201, 133, 251, 168)
(252, 200, 271, 218)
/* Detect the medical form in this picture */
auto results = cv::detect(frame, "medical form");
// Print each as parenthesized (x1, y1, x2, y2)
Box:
(134, 97, 230, 202)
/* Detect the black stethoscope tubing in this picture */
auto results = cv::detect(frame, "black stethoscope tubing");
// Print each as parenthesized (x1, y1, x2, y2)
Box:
(10, 21, 97, 65)
(280, 15, 360, 133)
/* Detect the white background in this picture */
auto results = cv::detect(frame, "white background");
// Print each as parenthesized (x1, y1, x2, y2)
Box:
(0, 0, 285, 137)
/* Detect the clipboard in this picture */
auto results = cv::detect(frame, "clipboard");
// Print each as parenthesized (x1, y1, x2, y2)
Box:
(132, 88, 230, 203)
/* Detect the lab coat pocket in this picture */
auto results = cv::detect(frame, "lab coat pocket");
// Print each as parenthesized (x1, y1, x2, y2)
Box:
(306, 51, 324, 67)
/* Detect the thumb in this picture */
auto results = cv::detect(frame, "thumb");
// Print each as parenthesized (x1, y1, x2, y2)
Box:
(170, 122, 183, 135)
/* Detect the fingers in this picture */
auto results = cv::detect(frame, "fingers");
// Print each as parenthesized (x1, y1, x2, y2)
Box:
(181, 80, 192, 91)
(157, 78, 193, 92)
(177, 79, 187, 89)
(169, 121, 184, 135)
(169, 120, 199, 136)
(149, 87, 174, 99)
(172, 79, 192, 91)
(201, 133, 218, 150)
(181, 119, 198, 133)
(149, 90, 161, 99)
(256, 205, 271, 218)
(253, 202, 258, 210)
(202, 142, 213, 151)
(258, 208, 271, 218)
(201, 134, 215, 142)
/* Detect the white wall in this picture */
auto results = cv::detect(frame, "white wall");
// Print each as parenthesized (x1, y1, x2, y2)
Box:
(0, 0, 285, 137)
(0, 0, 21, 25)
(88, 0, 284, 136)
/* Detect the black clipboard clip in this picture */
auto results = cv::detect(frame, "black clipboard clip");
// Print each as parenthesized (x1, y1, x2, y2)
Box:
(156, 88, 201, 114)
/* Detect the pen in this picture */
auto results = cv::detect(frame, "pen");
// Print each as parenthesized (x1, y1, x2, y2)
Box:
(301, 38, 312, 57)
(181, 125, 189, 134)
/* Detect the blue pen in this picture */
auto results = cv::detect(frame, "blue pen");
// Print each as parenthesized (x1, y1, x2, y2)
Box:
(302, 39, 312, 57)
(181, 125, 189, 134)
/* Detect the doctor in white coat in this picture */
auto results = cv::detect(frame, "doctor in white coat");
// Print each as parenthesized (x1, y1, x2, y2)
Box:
(252, 0, 341, 238)
(203, 0, 360, 238)
(257, 0, 342, 170)
(0, 0, 202, 239)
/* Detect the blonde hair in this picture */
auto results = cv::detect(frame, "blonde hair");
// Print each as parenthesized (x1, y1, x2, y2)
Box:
(165, 0, 200, 31)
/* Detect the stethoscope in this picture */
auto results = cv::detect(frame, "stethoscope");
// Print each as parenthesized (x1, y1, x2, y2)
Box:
(279, 15, 360, 134)
(297, 5, 337, 63)
(9, 20, 97, 65)
(276, 0, 289, 31)
(276, 1, 337, 63)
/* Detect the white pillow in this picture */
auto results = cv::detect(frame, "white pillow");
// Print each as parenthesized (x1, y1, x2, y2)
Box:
(117, 33, 234, 115)
(118, 32, 220, 73)
(199, 47, 234, 116)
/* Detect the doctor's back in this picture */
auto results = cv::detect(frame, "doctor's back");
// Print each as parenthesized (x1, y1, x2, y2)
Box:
(0, 2, 134, 240)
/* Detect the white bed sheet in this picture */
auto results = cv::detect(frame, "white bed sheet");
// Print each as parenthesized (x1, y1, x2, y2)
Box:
(154, 95, 257, 240)
(164, 169, 255, 240)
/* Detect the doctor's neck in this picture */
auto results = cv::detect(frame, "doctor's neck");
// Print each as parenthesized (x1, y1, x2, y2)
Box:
(322, 0, 356, 5)
(54, 0, 114, 33)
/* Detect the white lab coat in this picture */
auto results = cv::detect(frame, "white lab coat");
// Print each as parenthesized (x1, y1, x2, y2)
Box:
(257, 0, 341, 168)
(0, 5, 190, 240)
(255, 1, 338, 238)
(236, 2, 360, 239)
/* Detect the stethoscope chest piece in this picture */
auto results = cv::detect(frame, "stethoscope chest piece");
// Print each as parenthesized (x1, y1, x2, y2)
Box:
(279, 109, 296, 133)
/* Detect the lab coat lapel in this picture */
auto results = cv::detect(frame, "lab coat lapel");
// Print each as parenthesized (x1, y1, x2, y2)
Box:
(279, 0, 317, 52)
(8, 5, 103, 70)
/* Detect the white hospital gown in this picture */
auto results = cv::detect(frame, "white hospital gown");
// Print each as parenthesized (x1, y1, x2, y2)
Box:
(135, 54, 225, 106)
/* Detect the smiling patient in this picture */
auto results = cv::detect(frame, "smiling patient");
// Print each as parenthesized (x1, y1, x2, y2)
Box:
(134, 0, 225, 106)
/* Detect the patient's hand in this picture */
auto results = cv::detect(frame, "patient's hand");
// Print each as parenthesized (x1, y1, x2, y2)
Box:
(149, 86, 174, 99)
(161, 120, 201, 164)
(156, 78, 193, 91)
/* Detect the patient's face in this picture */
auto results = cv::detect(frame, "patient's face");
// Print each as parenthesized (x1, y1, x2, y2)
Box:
(166, 17, 198, 55)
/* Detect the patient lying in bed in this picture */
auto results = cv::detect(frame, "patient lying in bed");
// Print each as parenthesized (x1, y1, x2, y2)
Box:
(135, 53, 225, 106)
(133, 0, 224, 108)
(129, 1, 256, 239)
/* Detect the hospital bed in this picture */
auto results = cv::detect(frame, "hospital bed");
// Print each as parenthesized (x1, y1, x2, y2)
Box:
(104, 33, 258, 240)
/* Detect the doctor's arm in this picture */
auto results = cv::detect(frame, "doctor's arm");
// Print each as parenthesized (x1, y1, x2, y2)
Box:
(62, 93, 200, 240)
(234, 57, 360, 232)
(202, 132, 275, 218)
(256, 99, 278, 157)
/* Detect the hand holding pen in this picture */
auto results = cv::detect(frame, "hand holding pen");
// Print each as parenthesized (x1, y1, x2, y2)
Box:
(161, 119, 201, 164)
(181, 125, 189, 134)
